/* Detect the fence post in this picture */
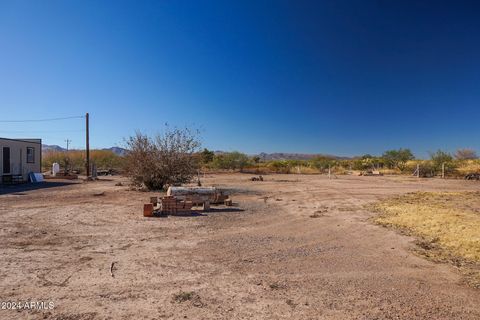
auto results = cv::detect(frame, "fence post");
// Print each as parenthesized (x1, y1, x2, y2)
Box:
(442, 162, 445, 179)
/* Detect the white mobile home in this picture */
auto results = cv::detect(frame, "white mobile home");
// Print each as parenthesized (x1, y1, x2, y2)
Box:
(0, 138, 42, 183)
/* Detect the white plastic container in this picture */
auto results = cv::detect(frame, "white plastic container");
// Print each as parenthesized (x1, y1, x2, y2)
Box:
(52, 162, 60, 176)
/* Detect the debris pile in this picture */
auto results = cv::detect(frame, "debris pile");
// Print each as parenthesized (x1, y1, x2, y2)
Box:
(465, 173, 480, 180)
(143, 187, 232, 217)
(359, 170, 383, 176)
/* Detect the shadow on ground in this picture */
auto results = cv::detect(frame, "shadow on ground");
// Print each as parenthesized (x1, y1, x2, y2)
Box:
(207, 207, 244, 213)
(0, 181, 77, 195)
(150, 207, 245, 218)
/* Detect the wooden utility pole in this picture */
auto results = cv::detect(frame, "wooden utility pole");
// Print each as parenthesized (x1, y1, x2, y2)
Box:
(86, 112, 90, 177)
(65, 139, 71, 152)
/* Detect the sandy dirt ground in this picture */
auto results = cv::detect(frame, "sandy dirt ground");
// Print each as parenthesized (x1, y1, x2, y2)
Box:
(0, 173, 479, 320)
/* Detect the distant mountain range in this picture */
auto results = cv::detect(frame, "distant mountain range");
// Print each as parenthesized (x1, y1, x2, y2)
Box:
(256, 152, 350, 160)
(42, 145, 348, 160)
(105, 147, 128, 156)
(42, 144, 66, 153)
(214, 151, 350, 160)
(42, 145, 128, 156)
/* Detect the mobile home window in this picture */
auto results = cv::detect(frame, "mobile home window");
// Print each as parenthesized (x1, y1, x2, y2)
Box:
(27, 147, 35, 163)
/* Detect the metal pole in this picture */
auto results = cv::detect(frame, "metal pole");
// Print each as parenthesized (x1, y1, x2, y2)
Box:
(86, 113, 90, 177)
(417, 163, 420, 178)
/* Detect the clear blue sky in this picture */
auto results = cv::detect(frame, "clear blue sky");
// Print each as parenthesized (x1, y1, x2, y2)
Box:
(0, 1, 479, 157)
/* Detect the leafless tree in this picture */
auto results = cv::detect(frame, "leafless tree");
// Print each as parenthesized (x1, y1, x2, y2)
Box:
(454, 148, 478, 160)
(124, 127, 201, 190)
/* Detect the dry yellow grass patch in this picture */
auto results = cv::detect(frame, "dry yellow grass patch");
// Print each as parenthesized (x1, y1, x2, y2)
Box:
(372, 192, 480, 286)
(457, 160, 480, 175)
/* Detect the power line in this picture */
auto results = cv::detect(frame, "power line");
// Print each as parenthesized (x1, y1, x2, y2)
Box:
(0, 129, 84, 133)
(0, 115, 84, 123)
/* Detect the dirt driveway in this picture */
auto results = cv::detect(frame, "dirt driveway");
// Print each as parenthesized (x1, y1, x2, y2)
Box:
(0, 174, 479, 319)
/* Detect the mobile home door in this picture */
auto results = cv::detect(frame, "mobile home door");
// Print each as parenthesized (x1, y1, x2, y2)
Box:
(2, 147, 10, 174)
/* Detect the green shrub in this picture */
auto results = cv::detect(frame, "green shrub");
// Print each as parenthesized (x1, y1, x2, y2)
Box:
(382, 148, 415, 171)
(429, 150, 457, 175)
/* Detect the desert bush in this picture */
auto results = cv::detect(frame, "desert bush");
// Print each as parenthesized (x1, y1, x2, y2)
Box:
(455, 159, 480, 175)
(418, 161, 437, 177)
(211, 152, 251, 171)
(200, 148, 215, 165)
(43, 149, 123, 173)
(295, 165, 321, 174)
(90, 150, 125, 171)
(382, 148, 414, 171)
(309, 156, 336, 171)
(267, 160, 291, 173)
(351, 155, 385, 171)
(429, 150, 456, 175)
(43, 151, 76, 172)
(455, 148, 478, 160)
(124, 128, 200, 190)
(351, 158, 366, 170)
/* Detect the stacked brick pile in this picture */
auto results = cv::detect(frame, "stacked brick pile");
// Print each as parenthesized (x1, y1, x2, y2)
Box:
(143, 190, 232, 217)
(161, 196, 193, 215)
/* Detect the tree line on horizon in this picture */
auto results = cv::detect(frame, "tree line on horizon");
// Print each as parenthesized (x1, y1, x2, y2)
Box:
(198, 147, 478, 175)
(43, 144, 479, 177)
(42, 126, 479, 190)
